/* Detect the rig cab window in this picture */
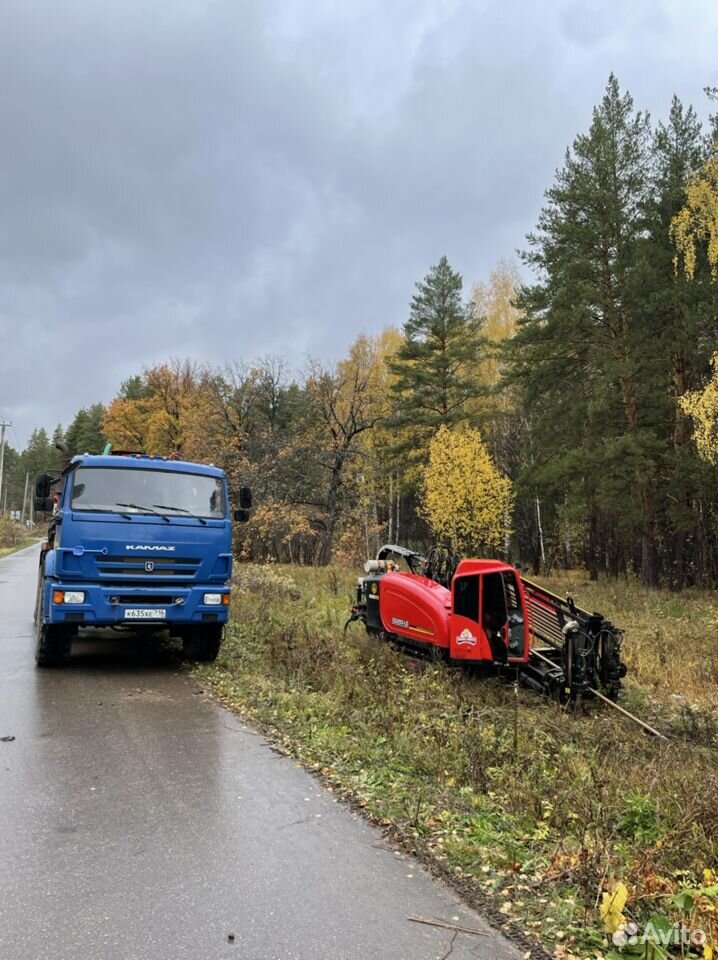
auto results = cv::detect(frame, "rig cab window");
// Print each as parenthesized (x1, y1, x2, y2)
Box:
(453, 575, 479, 622)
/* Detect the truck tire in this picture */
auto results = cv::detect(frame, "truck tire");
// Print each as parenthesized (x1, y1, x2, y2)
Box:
(33, 558, 47, 625)
(35, 622, 70, 668)
(32, 575, 42, 625)
(182, 625, 223, 662)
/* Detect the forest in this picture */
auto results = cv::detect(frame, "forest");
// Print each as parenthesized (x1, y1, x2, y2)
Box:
(3, 77, 717, 589)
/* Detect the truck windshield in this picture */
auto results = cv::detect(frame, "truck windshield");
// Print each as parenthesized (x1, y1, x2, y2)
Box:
(70, 467, 226, 519)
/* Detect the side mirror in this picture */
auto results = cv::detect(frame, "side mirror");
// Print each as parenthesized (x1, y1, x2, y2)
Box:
(233, 508, 251, 523)
(35, 473, 53, 499)
(34, 496, 54, 513)
(239, 486, 252, 509)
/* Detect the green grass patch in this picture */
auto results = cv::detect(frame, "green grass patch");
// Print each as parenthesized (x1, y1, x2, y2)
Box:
(194, 565, 718, 959)
(0, 536, 39, 559)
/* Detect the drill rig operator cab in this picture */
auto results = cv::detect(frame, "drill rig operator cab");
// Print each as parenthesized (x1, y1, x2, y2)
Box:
(450, 560, 528, 664)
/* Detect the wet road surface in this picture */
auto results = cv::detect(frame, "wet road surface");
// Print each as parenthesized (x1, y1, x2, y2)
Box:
(0, 545, 521, 960)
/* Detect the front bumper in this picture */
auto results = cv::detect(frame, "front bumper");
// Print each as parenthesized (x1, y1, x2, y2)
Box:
(44, 582, 230, 627)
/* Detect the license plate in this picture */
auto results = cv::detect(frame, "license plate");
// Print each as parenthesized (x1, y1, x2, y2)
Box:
(123, 608, 166, 620)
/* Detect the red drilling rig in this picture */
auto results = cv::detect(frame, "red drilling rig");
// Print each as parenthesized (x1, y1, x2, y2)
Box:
(347, 544, 627, 704)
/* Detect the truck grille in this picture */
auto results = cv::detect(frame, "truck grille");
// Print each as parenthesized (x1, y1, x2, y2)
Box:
(109, 595, 185, 605)
(97, 556, 201, 578)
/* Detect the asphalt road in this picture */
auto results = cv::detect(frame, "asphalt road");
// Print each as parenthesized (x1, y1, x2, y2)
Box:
(0, 544, 521, 960)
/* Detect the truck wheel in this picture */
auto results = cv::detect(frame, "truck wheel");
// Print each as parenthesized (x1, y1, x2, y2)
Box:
(32, 576, 42, 625)
(33, 561, 46, 625)
(35, 622, 70, 668)
(182, 626, 222, 662)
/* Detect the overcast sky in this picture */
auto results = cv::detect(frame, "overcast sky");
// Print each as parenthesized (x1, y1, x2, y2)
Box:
(0, 0, 715, 447)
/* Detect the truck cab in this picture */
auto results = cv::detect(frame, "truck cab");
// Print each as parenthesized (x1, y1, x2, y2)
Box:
(33, 453, 251, 667)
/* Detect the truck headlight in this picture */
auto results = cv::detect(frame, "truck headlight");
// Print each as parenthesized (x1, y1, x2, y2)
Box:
(203, 593, 223, 605)
(53, 591, 85, 604)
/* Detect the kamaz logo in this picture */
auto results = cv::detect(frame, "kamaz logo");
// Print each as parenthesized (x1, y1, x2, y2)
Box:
(125, 545, 176, 552)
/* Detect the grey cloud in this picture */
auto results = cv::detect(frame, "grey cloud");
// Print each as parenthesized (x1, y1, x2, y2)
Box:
(0, 0, 715, 444)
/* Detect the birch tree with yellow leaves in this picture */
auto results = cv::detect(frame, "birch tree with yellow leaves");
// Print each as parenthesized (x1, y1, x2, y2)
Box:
(470, 260, 521, 391)
(678, 353, 718, 465)
(670, 152, 718, 280)
(420, 424, 513, 556)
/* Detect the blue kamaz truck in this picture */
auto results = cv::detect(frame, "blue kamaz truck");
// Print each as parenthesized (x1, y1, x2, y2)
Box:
(32, 450, 251, 667)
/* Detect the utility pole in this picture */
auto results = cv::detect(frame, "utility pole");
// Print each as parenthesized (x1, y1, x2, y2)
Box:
(0, 419, 11, 518)
(21, 472, 29, 525)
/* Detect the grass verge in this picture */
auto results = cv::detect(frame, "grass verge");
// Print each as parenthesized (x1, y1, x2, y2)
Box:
(194, 564, 717, 960)
(0, 536, 39, 559)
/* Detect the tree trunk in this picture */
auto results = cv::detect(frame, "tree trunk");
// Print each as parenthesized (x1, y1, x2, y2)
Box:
(535, 497, 546, 569)
(639, 483, 659, 588)
(672, 352, 691, 447)
(387, 472, 394, 543)
(586, 507, 600, 581)
(563, 492, 571, 568)
(396, 484, 401, 545)
(671, 529, 687, 591)
(322, 453, 344, 565)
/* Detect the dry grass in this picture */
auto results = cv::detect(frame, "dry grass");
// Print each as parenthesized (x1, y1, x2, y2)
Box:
(195, 564, 718, 958)
(538, 572, 717, 733)
(0, 517, 38, 555)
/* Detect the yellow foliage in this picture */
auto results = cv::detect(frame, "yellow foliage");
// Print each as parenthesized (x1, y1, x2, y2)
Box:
(470, 260, 522, 389)
(238, 499, 316, 563)
(678, 354, 718, 464)
(103, 360, 209, 458)
(102, 396, 149, 451)
(420, 424, 513, 554)
(250, 501, 311, 544)
(103, 360, 235, 461)
(599, 880, 629, 933)
(671, 153, 718, 280)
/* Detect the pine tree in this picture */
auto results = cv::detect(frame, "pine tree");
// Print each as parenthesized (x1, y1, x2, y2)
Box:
(65, 404, 107, 456)
(19, 429, 59, 483)
(388, 256, 485, 451)
(1, 445, 22, 513)
(640, 97, 715, 586)
(51, 424, 65, 449)
(512, 75, 662, 583)
(509, 77, 718, 586)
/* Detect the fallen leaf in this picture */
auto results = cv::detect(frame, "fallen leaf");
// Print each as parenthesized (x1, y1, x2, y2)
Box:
(599, 881, 628, 933)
